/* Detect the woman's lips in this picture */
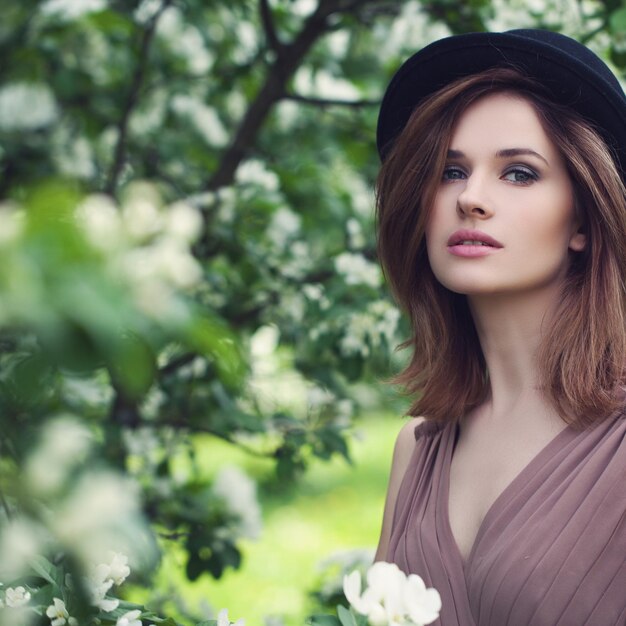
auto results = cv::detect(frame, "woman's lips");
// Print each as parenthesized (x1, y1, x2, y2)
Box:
(447, 243, 503, 257)
(446, 229, 504, 257)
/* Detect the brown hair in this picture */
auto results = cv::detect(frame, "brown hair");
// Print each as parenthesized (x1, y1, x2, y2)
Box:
(376, 67, 626, 428)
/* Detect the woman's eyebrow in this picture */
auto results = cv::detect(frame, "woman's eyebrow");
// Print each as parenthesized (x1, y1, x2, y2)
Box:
(446, 149, 464, 159)
(495, 148, 549, 165)
(446, 148, 549, 166)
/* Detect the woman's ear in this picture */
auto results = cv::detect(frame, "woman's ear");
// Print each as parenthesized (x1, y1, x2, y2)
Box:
(569, 229, 586, 252)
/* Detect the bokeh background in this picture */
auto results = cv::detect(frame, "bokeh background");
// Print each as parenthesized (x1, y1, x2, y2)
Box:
(2, 0, 626, 624)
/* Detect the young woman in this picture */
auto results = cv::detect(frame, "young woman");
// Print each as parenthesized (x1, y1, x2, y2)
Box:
(374, 30, 626, 625)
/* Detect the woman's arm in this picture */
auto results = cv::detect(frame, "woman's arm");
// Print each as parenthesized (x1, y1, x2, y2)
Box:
(374, 416, 424, 562)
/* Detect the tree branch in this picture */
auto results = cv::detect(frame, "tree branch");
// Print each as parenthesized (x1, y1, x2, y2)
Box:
(204, 0, 374, 193)
(159, 353, 197, 376)
(259, 0, 284, 54)
(104, 0, 173, 195)
(157, 418, 272, 458)
(285, 93, 379, 107)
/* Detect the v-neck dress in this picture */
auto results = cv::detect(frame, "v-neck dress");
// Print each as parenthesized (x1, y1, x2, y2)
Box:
(386, 411, 626, 626)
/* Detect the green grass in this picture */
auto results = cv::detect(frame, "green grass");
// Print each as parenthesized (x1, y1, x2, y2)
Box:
(146, 412, 402, 625)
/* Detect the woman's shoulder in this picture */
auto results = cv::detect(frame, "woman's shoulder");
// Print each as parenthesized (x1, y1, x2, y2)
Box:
(390, 417, 424, 466)
(413, 417, 447, 440)
(391, 417, 447, 466)
(374, 416, 449, 561)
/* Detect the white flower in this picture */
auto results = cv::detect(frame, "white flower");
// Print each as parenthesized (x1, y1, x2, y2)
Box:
(50, 469, 155, 569)
(217, 608, 245, 626)
(308, 386, 335, 409)
(293, 67, 360, 100)
(39, 0, 107, 21)
(326, 30, 351, 58)
(267, 207, 300, 250)
(171, 94, 227, 146)
(347, 218, 366, 249)
(235, 159, 279, 192)
(155, 239, 203, 288)
(129, 89, 168, 135)
(155, 8, 214, 74)
(339, 312, 372, 358)
(0, 517, 45, 580)
(46, 598, 78, 626)
(0, 203, 25, 246)
(303, 284, 323, 301)
(0, 83, 57, 131)
(369, 300, 401, 346)
(75, 194, 122, 250)
(212, 466, 262, 540)
(133, 0, 161, 23)
(122, 197, 162, 241)
(116, 609, 142, 626)
(290, 0, 316, 17)
(53, 131, 96, 179)
(404, 574, 442, 626)
(85, 558, 124, 612)
(105, 551, 131, 585)
(233, 21, 258, 61)
(85, 565, 118, 612)
(280, 241, 313, 280)
(5, 586, 31, 608)
(24, 415, 92, 495)
(343, 562, 441, 626)
(165, 201, 203, 243)
(334, 252, 381, 288)
(278, 291, 305, 323)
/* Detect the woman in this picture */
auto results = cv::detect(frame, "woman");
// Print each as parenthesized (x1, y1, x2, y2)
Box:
(373, 30, 626, 625)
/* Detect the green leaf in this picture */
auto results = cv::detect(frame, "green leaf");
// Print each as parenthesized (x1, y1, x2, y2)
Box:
(610, 8, 626, 33)
(150, 618, 183, 626)
(29, 555, 60, 588)
(337, 605, 358, 626)
(106, 331, 157, 398)
(307, 615, 342, 626)
(182, 313, 246, 389)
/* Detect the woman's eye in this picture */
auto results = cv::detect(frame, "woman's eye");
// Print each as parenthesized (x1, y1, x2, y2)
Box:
(442, 166, 466, 181)
(502, 167, 538, 184)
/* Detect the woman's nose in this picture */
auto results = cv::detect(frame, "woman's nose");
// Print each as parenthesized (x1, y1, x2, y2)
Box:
(456, 175, 494, 218)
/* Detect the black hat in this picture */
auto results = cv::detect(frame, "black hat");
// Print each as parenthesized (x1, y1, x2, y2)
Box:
(377, 29, 626, 179)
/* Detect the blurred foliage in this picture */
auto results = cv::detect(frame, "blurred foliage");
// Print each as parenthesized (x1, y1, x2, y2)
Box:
(1, 0, 626, 623)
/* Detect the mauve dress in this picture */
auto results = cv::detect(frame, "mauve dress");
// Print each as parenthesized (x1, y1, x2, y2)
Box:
(386, 411, 626, 626)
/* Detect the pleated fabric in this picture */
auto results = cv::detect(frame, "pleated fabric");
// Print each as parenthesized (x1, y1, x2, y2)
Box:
(386, 411, 626, 626)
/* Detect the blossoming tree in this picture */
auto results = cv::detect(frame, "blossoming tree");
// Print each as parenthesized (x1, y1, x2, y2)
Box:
(0, 0, 622, 624)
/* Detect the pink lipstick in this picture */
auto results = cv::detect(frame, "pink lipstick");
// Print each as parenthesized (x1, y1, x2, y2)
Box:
(447, 229, 503, 257)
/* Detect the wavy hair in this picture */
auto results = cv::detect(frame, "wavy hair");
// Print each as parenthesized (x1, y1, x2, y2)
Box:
(376, 67, 626, 428)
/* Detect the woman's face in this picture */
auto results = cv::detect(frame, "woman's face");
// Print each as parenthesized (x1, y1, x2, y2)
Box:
(425, 92, 585, 298)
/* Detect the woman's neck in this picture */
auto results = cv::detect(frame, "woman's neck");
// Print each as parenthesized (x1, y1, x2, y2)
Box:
(467, 284, 563, 424)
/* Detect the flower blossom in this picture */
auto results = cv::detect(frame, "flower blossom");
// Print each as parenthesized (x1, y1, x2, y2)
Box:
(217, 607, 245, 626)
(85, 563, 118, 612)
(116, 609, 142, 626)
(46, 598, 78, 626)
(343, 562, 441, 626)
(103, 551, 131, 586)
(0, 82, 57, 131)
(334, 252, 381, 288)
(213, 466, 262, 540)
(5, 586, 31, 608)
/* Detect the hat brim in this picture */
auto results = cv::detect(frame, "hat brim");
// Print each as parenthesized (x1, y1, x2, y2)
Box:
(377, 31, 626, 180)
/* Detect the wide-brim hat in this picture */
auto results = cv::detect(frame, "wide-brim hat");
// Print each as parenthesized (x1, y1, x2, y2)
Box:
(377, 29, 626, 180)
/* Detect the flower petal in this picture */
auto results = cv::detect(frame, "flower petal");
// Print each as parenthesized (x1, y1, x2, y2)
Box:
(367, 602, 389, 626)
(404, 575, 442, 625)
(217, 608, 230, 626)
(344, 569, 377, 615)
